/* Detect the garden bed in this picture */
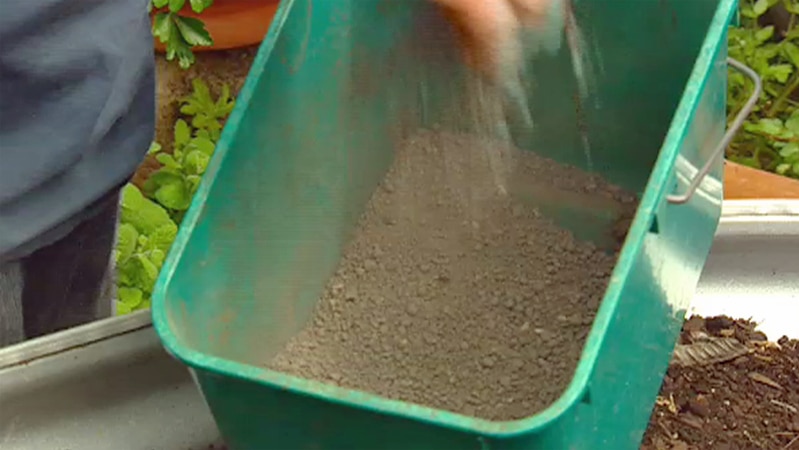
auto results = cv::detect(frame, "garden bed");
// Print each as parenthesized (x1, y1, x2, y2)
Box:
(133, 46, 258, 188)
(115, 46, 257, 315)
(642, 316, 799, 450)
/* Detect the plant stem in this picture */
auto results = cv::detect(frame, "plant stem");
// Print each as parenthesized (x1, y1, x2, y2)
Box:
(768, 72, 799, 117)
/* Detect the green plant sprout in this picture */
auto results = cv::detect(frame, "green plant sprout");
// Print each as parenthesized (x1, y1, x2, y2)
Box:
(728, 0, 799, 179)
(143, 122, 214, 222)
(113, 78, 235, 314)
(149, 0, 214, 69)
(180, 78, 237, 142)
(144, 78, 235, 223)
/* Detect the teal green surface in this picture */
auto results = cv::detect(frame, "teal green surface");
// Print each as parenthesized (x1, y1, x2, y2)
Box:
(152, 0, 734, 448)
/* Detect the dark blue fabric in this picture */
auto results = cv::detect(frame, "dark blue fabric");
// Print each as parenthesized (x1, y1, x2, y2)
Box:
(0, 0, 155, 262)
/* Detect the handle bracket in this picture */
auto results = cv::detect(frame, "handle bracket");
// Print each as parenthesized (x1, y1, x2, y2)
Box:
(666, 57, 762, 205)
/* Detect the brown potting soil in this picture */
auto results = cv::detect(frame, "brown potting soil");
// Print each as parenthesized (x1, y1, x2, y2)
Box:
(267, 129, 637, 421)
(642, 316, 799, 450)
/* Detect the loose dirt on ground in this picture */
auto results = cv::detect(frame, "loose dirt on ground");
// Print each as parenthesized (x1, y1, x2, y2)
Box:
(267, 129, 637, 421)
(642, 315, 799, 450)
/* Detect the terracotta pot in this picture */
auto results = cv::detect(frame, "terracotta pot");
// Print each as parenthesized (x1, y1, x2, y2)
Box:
(724, 160, 799, 199)
(153, 0, 280, 52)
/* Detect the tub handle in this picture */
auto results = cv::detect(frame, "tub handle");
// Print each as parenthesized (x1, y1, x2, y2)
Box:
(667, 57, 762, 205)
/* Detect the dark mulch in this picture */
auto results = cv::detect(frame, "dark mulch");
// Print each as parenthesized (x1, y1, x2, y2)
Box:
(642, 315, 799, 450)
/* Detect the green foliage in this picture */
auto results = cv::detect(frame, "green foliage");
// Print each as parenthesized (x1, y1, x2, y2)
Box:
(728, 0, 799, 179)
(120, 173, 176, 235)
(149, 0, 214, 69)
(144, 79, 235, 224)
(114, 78, 235, 315)
(143, 121, 213, 220)
(115, 184, 178, 314)
(180, 78, 236, 141)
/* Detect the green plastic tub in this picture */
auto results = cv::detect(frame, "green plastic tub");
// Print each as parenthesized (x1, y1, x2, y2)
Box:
(152, 0, 755, 448)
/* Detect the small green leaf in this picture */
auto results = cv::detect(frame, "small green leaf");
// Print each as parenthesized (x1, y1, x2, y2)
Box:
(190, 136, 216, 156)
(787, 26, 799, 40)
(782, 42, 799, 68)
(784, 0, 799, 14)
(757, 42, 781, 60)
(136, 254, 161, 285)
(117, 268, 133, 288)
(117, 302, 133, 315)
(145, 170, 183, 192)
(156, 153, 182, 170)
(152, 12, 174, 43)
(148, 224, 178, 253)
(174, 119, 192, 146)
(175, 49, 196, 69)
(191, 115, 212, 129)
(168, 0, 185, 13)
(190, 0, 213, 13)
(120, 183, 176, 235)
(195, 129, 212, 140)
(755, 25, 774, 42)
(745, 118, 785, 136)
(188, 79, 214, 107)
(155, 181, 191, 211)
(753, 0, 770, 16)
(185, 150, 211, 175)
(785, 114, 799, 135)
(149, 249, 167, 267)
(174, 16, 213, 47)
(219, 84, 231, 104)
(740, 5, 757, 18)
(148, 141, 163, 155)
(186, 175, 203, 194)
(766, 64, 793, 83)
(153, 0, 169, 9)
(179, 101, 200, 116)
(115, 224, 139, 264)
(119, 287, 144, 308)
(780, 144, 799, 158)
(155, 13, 197, 69)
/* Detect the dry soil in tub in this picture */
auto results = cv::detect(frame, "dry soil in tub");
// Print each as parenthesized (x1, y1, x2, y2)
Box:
(268, 129, 637, 421)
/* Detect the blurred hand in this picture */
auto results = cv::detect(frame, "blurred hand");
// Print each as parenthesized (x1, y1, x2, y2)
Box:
(432, 0, 554, 81)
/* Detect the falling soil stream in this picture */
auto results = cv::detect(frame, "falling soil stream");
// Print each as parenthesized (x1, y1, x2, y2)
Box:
(267, 129, 637, 420)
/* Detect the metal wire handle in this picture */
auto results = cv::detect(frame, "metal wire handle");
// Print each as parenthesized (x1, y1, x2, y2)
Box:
(667, 57, 762, 205)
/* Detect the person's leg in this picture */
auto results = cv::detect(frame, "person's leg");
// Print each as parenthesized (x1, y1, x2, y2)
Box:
(21, 191, 120, 340)
(0, 261, 24, 347)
